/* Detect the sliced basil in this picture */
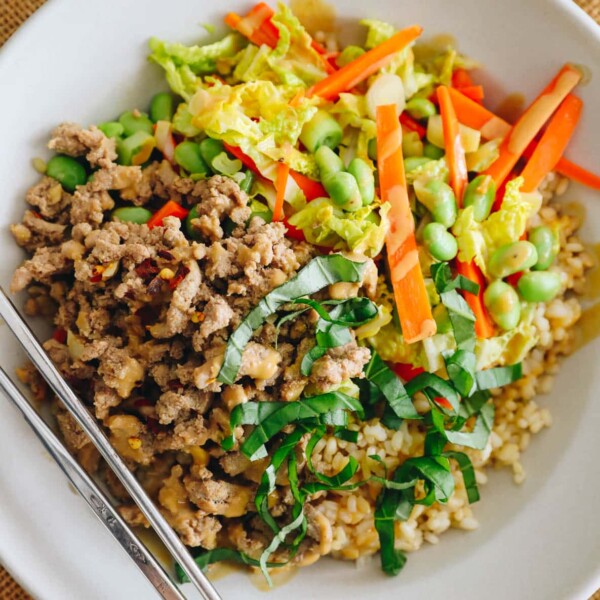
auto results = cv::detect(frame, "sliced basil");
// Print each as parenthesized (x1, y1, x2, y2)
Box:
(476, 363, 522, 390)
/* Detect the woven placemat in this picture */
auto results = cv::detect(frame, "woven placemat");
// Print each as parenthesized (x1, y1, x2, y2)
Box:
(0, 0, 599, 598)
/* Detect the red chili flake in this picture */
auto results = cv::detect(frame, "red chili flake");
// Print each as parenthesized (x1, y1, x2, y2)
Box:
(31, 211, 43, 219)
(434, 397, 455, 411)
(89, 273, 102, 283)
(157, 249, 175, 261)
(135, 258, 160, 281)
(168, 265, 190, 291)
(167, 379, 183, 391)
(52, 328, 67, 344)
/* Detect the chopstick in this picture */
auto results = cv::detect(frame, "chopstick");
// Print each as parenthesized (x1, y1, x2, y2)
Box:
(0, 288, 222, 600)
(0, 367, 185, 600)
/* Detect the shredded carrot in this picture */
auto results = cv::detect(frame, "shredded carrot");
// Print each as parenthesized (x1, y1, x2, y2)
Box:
(307, 25, 423, 101)
(457, 85, 485, 103)
(452, 68, 474, 89)
(520, 94, 583, 192)
(447, 87, 512, 140)
(400, 112, 427, 138)
(376, 104, 435, 344)
(289, 170, 327, 201)
(455, 260, 495, 338)
(437, 85, 468, 205)
(484, 64, 582, 188)
(555, 157, 600, 190)
(273, 162, 290, 222)
(147, 200, 189, 230)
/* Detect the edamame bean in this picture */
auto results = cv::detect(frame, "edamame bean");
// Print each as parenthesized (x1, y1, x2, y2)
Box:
(300, 110, 343, 153)
(315, 145, 344, 181)
(150, 92, 174, 123)
(404, 157, 433, 172)
(98, 121, 124, 139)
(423, 222, 458, 261)
(336, 45, 365, 67)
(529, 226, 559, 271)
(463, 174, 496, 222)
(405, 97, 437, 120)
(46, 155, 87, 192)
(112, 206, 153, 224)
(423, 142, 444, 160)
(174, 141, 210, 176)
(347, 158, 375, 206)
(413, 179, 458, 228)
(517, 271, 562, 303)
(488, 241, 538, 279)
(185, 205, 202, 240)
(199, 137, 225, 168)
(483, 280, 521, 330)
(238, 169, 255, 194)
(118, 111, 154, 136)
(368, 138, 378, 161)
(323, 171, 362, 211)
(402, 131, 424, 158)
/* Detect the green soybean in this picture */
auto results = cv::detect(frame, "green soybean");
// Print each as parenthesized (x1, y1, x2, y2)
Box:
(423, 142, 445, 160)
(488, 241, 538, 279)
(413, 179, 458, 228)
(315, 145, 344, 181)
(199, 137, 225, 169)
(150, 92, 174, 123)
(405, 97, 437, 120)
(98, 121, 124, 139)
(300, 110, 343, 153)
(368, 138, 378, 161)
(174, 141, 210, 176)
(347, 158, 375, 205)
(117, 131, 155, 166)
(404, 156, 433, 172)
(238, 169, 255, 194)
(323, 171, 362, 211)
(118, 111, 154, 136)
(112, 206, 153, 224)
(185, 205, 202, 240)
(46, 155, 87, 192)
(529, 226, 559, 271)
(484, 280, 521, 330)
(337, 45, 366, 67)
(402, 131, 424, 158)
(423, 222, 458, 261)
(517, 271, 562, 303)
(463, 174, 496, 222)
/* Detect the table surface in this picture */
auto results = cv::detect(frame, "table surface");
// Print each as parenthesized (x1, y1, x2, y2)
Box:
(0, 0, 599, 598)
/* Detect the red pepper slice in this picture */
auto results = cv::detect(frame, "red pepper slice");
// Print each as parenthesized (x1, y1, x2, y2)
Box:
(147, 200, 189, 230)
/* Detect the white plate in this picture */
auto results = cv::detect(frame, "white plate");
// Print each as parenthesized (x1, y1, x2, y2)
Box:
(1, 1, 600, 598)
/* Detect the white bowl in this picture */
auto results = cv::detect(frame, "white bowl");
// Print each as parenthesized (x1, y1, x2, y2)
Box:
(1, 1, 599, 598)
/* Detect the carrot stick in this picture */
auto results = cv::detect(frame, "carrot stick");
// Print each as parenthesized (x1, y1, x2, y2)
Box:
(400, 112, 427, 138)
(437, 85, 468, 205)
(484, 64, 582, 188)
(147, 200, 189, 229)
(273, 162, 290, 222)
(376, 104, 436, 344)
(520, 94, 583, 193)
(307, 25, 423, 101)
(555, 157, 600, 190)
(457, 85, 485, 103)
(447, 87, 512, 140)
(455, 260, 495, 338)
(452, 68, 474, 89)
(289, 170, 327, 201)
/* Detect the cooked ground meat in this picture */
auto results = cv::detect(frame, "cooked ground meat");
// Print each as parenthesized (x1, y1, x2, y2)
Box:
(12, 124, 377, 566)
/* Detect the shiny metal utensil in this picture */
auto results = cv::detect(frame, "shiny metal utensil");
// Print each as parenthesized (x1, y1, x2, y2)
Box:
(0, 368, 185, 600)
(0, 288, 221, 600)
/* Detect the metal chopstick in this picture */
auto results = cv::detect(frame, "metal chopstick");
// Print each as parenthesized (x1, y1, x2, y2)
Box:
(0, 367, 185, 600)
(0, 288, 221, 600)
